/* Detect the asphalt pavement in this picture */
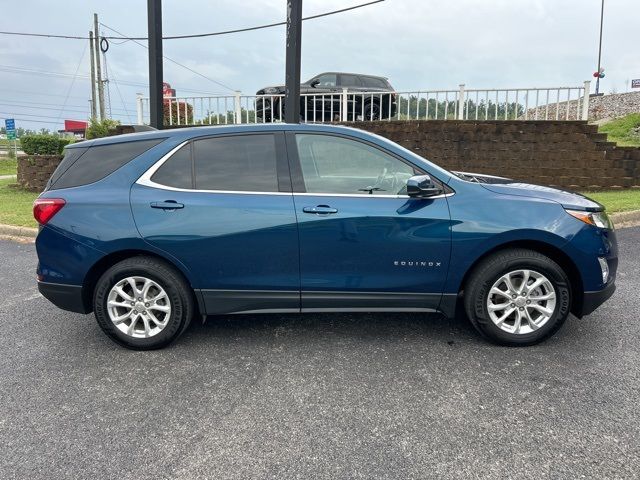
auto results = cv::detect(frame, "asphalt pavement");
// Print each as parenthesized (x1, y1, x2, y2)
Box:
(0, 229, 639, 479)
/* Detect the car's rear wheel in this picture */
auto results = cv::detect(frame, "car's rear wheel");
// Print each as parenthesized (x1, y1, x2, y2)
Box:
(363, 100, 381, 121)
(463, 248, 571, 346)
(93, 256, 194, 350)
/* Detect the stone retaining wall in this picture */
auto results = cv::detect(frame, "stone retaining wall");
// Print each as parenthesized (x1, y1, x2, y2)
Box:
(344, 120, 640, 190)
(17, 155, 63, 191)
(15, 121, 640, 191)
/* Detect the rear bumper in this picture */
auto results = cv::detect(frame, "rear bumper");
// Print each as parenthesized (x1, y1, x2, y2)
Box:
(578, 281, 616, 317)
(38, 281, 90, 314)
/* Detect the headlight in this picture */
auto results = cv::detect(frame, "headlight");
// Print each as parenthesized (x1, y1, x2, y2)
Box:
(263, 87, 280, 94)
(566, 209, 614, 229)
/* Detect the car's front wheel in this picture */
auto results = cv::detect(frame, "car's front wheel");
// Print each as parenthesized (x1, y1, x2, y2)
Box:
(463, 249, 572, 346)
(93, 256, 194, 350)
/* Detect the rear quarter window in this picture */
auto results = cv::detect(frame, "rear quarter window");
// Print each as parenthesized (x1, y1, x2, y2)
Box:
(151, 143, 193, 189)
(49, 138, 164, 190)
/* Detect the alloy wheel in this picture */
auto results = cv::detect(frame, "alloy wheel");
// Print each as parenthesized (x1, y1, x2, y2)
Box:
(486, 269, 557, 335)
(106, 276, 172, 338)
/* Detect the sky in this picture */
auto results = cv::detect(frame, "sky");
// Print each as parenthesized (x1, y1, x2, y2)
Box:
(0, 0, 638, 131)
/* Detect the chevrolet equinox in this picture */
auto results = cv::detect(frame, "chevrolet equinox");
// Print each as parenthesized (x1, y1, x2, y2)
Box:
(34, 124, 617, 350)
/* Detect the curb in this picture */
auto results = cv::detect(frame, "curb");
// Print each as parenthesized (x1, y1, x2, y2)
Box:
(610, 210, 640, 229)
(0, 224, 38, 238)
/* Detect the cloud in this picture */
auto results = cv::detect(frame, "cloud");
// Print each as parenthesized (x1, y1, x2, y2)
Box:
(1, 0, 638, 130)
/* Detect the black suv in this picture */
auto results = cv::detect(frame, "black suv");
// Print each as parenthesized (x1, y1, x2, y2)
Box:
(256, 72, 397, 122)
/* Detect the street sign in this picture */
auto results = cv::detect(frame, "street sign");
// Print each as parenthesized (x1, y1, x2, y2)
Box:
(4, 118, 16, 140)
(632, 79, 640, 89)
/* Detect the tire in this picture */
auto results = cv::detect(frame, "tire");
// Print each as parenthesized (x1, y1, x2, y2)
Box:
(463, 248, 571, 346)
(363, 101, 381, 121)
(93, 256, 194, 350)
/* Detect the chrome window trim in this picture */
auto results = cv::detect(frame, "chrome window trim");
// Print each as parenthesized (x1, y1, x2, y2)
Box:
(137, 139, 454, 200)
(136, 139, 291, 196)
(294, 192, 454, 199)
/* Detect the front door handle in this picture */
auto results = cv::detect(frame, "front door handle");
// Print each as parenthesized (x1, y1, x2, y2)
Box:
(303, 205, 338, 215)
(150, 200, 184, 210)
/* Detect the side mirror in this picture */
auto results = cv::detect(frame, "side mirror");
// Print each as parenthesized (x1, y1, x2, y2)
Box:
(310, 79, 320, 88)
(406, 175, 443, 198)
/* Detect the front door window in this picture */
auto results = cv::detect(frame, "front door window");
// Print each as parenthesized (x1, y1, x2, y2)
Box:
(295, 134, 416, 195)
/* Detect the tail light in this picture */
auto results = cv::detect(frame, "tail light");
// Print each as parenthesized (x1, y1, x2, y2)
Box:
(33, 198, 66, 225)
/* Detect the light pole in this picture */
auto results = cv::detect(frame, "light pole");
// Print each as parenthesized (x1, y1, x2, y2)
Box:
(147, 0, 164, 129)
(285, 0, 302, 123)
(595, 0, 604, 95)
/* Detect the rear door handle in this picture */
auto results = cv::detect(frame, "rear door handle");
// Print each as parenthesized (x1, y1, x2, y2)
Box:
(303, 205, 338, 215)
(150, 200, 184, 210)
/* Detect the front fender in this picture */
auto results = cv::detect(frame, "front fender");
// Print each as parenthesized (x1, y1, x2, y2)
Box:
(444, 187, 583, 293)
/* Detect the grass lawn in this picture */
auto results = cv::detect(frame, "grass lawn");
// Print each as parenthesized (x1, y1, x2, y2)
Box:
(0, 157, 17, 176)
(598, 113, 640, 147)
(580, 189, 640, 213)
(0, 178, 38, 227)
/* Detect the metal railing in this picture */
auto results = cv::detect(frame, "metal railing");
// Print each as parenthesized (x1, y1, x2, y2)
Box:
(136, 81, 591, 127)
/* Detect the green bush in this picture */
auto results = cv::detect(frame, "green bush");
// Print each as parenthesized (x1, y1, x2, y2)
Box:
(164, 100, 194, 126)
(20, 135, 71, 155)
(86, 118, 120, 139)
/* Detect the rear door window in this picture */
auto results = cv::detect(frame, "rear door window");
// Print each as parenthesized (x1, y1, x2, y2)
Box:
(49, 138, 164, 190)
(340, 74, 362, 87)
(193, 134, 279, 192)
(361, 77, 388, 89)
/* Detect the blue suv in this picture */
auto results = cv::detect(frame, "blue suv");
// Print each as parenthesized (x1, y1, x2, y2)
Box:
(34, 124, 617, 350)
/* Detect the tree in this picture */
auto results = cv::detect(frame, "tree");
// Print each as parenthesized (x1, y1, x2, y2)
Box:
(85, 118, 120, 139)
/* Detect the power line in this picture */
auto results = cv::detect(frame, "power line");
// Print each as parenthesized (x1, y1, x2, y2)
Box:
(0, 111, 84, 120)
(0, 98, 135, 113)
(0, 64, 228, 95)
(0, 1, 385, 40)
(0, 102, 89, 114)
(56, 42, 88, 124)
(99, 22, 236, 92)
(0, 88, 93, 100)
(0, 117, 64, 126)
(104, 54, 134, 123)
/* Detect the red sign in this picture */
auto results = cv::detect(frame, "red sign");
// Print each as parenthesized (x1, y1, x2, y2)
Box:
(162, 82, 176, 98)
(64, 120, 88, 132)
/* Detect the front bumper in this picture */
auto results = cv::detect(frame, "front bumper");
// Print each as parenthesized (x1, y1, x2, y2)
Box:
(38, 281, 90, 314)
(577, 280, 616, 317)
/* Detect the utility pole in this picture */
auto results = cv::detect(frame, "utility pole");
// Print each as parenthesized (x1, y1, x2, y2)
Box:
(94, 13, 106, 119)
(147, 0, 164, 129)
(595, 0, 605, 95)
(284, 0, 302, 123)
(89, 31, 97, 120)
